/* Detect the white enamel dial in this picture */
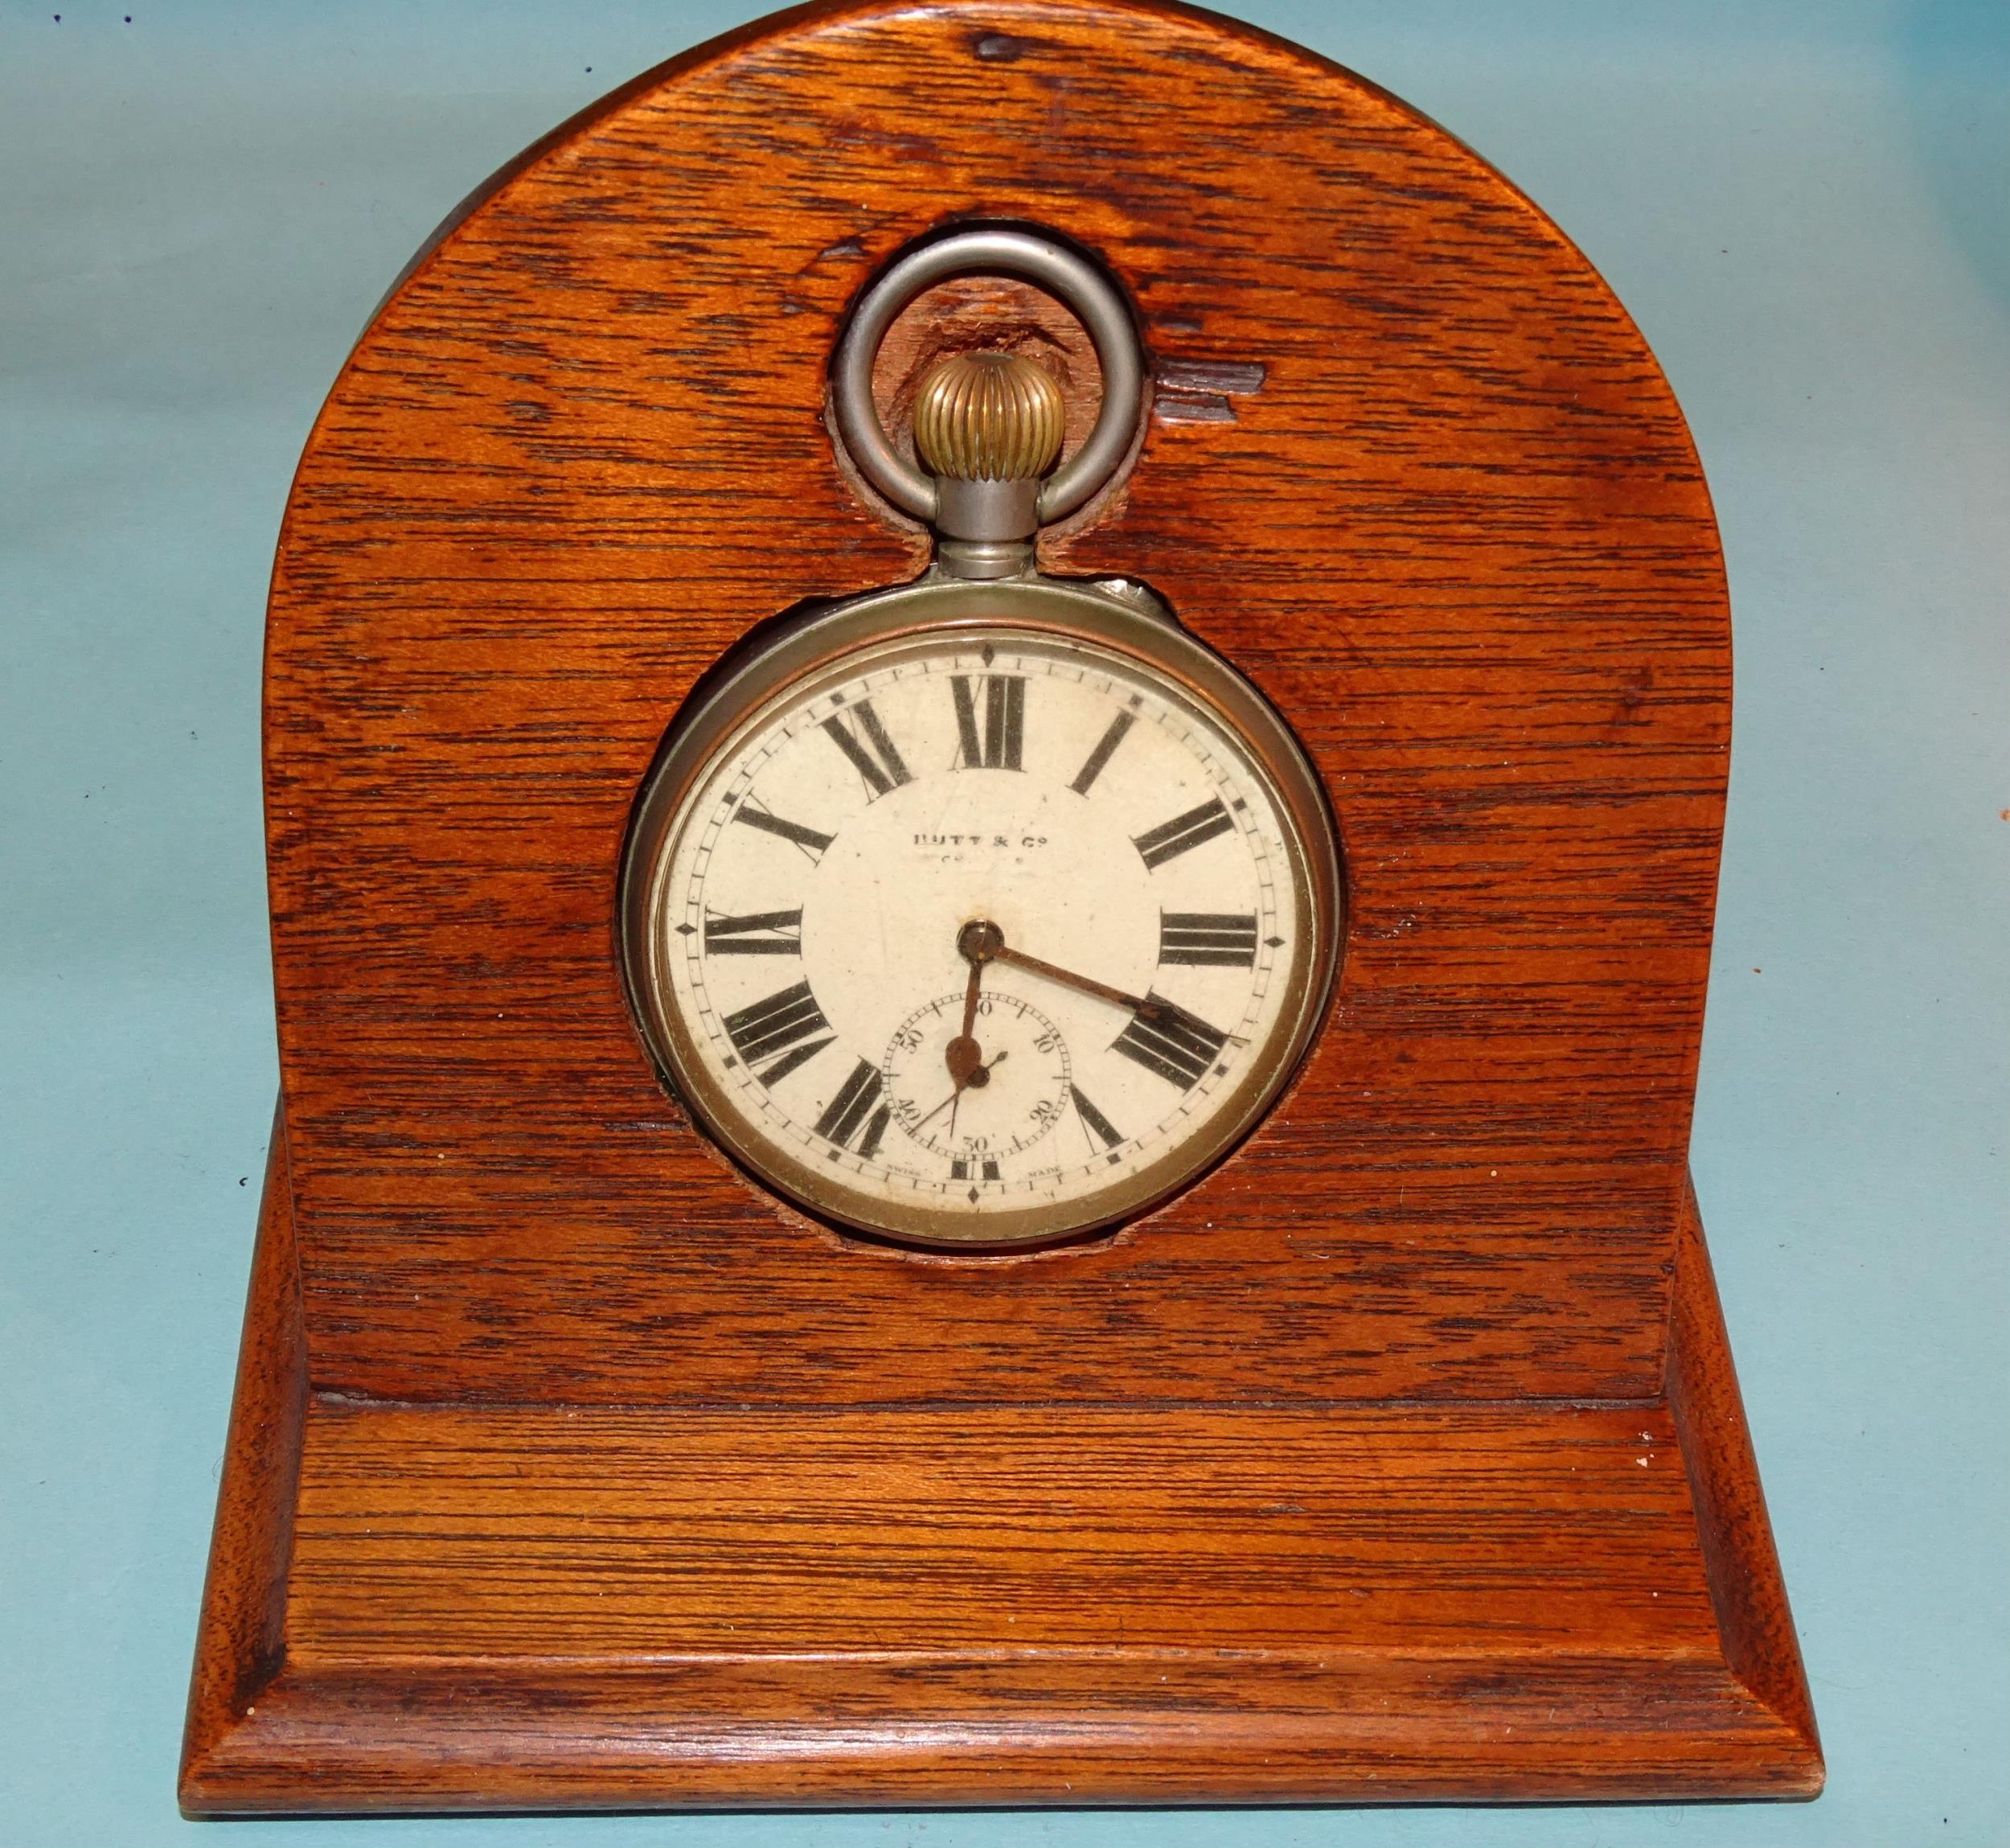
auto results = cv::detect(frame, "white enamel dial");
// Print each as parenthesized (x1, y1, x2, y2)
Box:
(625, 586, 1339, 1249)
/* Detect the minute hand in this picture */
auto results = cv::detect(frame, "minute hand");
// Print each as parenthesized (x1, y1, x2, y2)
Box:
(983, 943, 1171, 1025)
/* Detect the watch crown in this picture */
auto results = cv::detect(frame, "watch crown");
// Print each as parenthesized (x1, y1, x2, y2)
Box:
(913, 351, 1065, 483)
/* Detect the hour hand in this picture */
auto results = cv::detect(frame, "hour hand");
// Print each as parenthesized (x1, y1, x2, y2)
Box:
(946, 951, 986, 1083)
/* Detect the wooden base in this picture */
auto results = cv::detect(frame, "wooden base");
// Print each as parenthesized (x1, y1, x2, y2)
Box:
(179, 1115, 1820, 1813)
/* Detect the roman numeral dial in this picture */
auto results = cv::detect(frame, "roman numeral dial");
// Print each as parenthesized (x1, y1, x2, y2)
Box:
(951, 674, 1025, 770)
(1133, 798, 1236, 869)
(1069, 708, 1134, 795)
(1112, 995, 1231, 1090)
(1159, 911, 1258, 967)
(1070, 1084, 1124, 1153)
(721, 981, 833, 1086)
(704, 908, 802, 955)
(821, 698, 911, 798)
(813, 1058, 891, 1159)
(626, 618, 1335, 1252)
(732, 801, 833, 861)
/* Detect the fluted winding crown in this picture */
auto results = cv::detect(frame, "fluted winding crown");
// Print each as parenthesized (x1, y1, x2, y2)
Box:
(913, 351, 1064, 483)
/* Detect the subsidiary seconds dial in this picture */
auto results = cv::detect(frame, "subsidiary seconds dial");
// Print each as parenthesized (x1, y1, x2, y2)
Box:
(622, 581, 1341, 1250)
(881, 990, 1072, 1173)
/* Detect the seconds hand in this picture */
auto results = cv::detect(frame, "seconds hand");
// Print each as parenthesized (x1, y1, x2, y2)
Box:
(911, 1050, 1009, 1135)
(943, 947, 986, 1140)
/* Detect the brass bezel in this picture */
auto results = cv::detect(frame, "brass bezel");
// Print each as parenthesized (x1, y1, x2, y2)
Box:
(621, 576, 1343, 1250)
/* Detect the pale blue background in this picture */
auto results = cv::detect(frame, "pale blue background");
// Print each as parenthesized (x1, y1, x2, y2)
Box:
(3, 1, 2006, 1843)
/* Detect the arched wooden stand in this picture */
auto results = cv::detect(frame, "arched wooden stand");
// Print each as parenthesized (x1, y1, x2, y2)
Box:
(183, 0, 1822, 1812)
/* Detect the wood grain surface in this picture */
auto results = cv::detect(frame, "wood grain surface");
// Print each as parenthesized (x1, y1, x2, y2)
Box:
(286, 1402, 1713, 1661)
(179, 1144, 1821, 1810)
(180, 1109, 305, 1796)
(264, 0, 1729, 1407)
(183, 0, 1823, 1811)
(1668, 1179, 1823, 1762)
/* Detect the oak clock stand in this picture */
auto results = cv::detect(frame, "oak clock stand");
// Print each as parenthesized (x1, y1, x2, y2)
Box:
(183, 0, 1823, 1813)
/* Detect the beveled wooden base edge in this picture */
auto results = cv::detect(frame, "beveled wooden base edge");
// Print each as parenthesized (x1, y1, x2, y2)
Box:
(1666, 1178, 1824, 1788)
(181, 1105, 305, 1804)
(180, 1129, 1821, 1814)
(185, 1653, 1818, 1816)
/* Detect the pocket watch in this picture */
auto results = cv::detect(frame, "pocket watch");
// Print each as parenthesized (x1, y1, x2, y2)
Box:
(621, 231, 1342, 1249)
